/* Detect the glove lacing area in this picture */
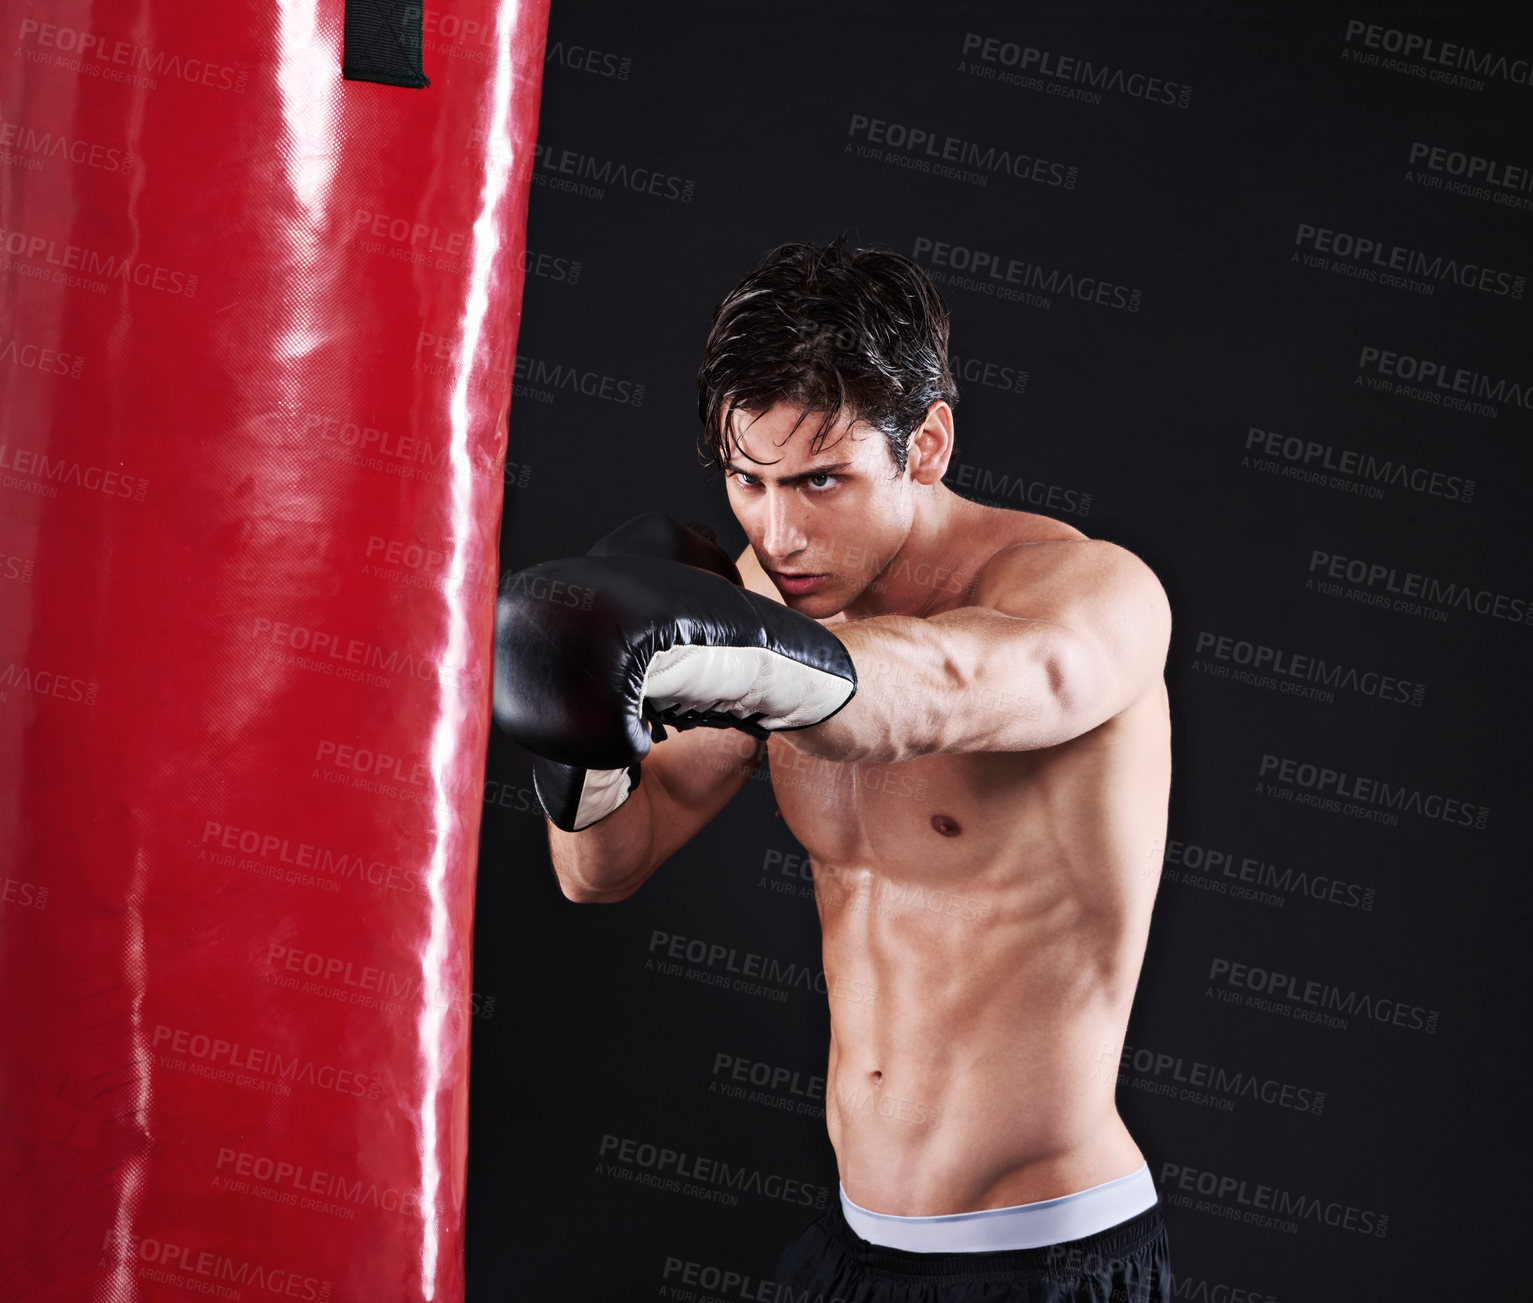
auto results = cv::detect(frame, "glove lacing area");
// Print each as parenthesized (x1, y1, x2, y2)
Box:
(642, 704, 771, 743)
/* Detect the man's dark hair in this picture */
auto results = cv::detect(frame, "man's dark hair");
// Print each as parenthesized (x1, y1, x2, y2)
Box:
(697, 238, 958, 474)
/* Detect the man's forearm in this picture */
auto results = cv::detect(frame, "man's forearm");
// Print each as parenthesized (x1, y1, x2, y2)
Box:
(784, 612, 1076, 763)
(545, 729, 764, 901)
(547, 781, 657, 903)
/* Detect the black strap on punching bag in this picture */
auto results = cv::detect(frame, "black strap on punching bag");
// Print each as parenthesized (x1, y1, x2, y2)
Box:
(343, 0, 431, 88)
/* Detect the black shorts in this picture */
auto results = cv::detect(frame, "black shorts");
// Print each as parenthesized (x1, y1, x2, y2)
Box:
(770, 1198, 1171, 1302)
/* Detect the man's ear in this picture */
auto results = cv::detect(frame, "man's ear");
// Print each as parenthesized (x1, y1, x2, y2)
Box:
(906, 401, 955, 486)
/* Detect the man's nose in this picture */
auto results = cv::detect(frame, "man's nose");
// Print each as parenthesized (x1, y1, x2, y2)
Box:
(760, 489, 808, 560)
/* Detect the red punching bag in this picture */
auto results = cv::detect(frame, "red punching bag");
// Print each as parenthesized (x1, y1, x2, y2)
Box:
(1, 2, 547, 1298)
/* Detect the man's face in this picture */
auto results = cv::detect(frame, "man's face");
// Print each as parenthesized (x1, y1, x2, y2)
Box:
(723, 404, 916, 619)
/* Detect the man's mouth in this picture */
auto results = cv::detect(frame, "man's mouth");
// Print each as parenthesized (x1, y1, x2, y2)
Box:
(770, 572, 829, 596)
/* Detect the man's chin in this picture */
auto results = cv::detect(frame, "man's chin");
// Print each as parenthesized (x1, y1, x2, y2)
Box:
(777, 586, 851, 621)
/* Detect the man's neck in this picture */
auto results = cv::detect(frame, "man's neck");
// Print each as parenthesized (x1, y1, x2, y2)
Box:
(843, 485, 971, 621)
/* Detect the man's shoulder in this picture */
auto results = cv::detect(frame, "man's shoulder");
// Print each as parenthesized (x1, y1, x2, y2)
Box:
(951, 498, 1088, 567)
(974, 502, 1089, 547)
(966, 515, 1168, 627)
(959, 509, 1172, 699)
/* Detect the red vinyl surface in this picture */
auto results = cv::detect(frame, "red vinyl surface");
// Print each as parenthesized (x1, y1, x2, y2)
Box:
(0, 3, 548, 1297)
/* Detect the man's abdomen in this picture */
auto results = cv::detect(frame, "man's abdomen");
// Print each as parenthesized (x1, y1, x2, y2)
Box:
(817, 869, 1147, 1216)
(769, 711, 1169, 1218)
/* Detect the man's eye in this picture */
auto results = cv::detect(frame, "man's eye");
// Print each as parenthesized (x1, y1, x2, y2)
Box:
(733, 472, 759, 488)
(808, 473, 835, 490)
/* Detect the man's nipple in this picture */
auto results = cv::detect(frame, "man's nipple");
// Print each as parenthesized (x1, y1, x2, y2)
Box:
(930, 813, 962, 837)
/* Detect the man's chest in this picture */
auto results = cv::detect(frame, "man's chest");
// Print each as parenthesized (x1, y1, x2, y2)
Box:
(765, 737, 1050, 873)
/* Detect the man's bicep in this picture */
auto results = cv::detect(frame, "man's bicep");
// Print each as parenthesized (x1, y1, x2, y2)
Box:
(978, 540, 1171, 725)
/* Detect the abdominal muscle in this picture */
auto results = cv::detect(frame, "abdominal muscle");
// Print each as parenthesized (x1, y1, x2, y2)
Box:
(769, 689, 1169, 1217)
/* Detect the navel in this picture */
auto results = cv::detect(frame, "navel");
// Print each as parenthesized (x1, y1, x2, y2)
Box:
(930, 813, 962, 837)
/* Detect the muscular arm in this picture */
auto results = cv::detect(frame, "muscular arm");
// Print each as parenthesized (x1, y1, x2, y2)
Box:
(549, 724, 765, 902)
(786, 540, 1171, 764)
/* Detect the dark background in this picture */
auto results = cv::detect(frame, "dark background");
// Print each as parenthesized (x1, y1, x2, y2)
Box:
(468, 3, 1531, 1297)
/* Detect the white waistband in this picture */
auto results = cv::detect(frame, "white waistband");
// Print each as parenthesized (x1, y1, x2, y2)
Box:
(839, 1164, 1158, 1253)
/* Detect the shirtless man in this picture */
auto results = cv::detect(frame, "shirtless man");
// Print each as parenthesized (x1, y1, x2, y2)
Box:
(494, 240, 1173, 1300)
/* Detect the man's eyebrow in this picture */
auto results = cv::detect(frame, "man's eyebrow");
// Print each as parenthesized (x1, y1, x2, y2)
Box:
(724, 461, 853, 484)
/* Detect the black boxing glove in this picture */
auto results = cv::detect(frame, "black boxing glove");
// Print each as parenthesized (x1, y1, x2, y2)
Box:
(493, 521, 856, 831)
(585, 513, 743, 586)
(522, 515, 744, 830)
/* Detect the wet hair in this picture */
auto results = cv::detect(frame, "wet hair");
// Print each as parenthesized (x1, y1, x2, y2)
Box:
(697, 237, 958, 474)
